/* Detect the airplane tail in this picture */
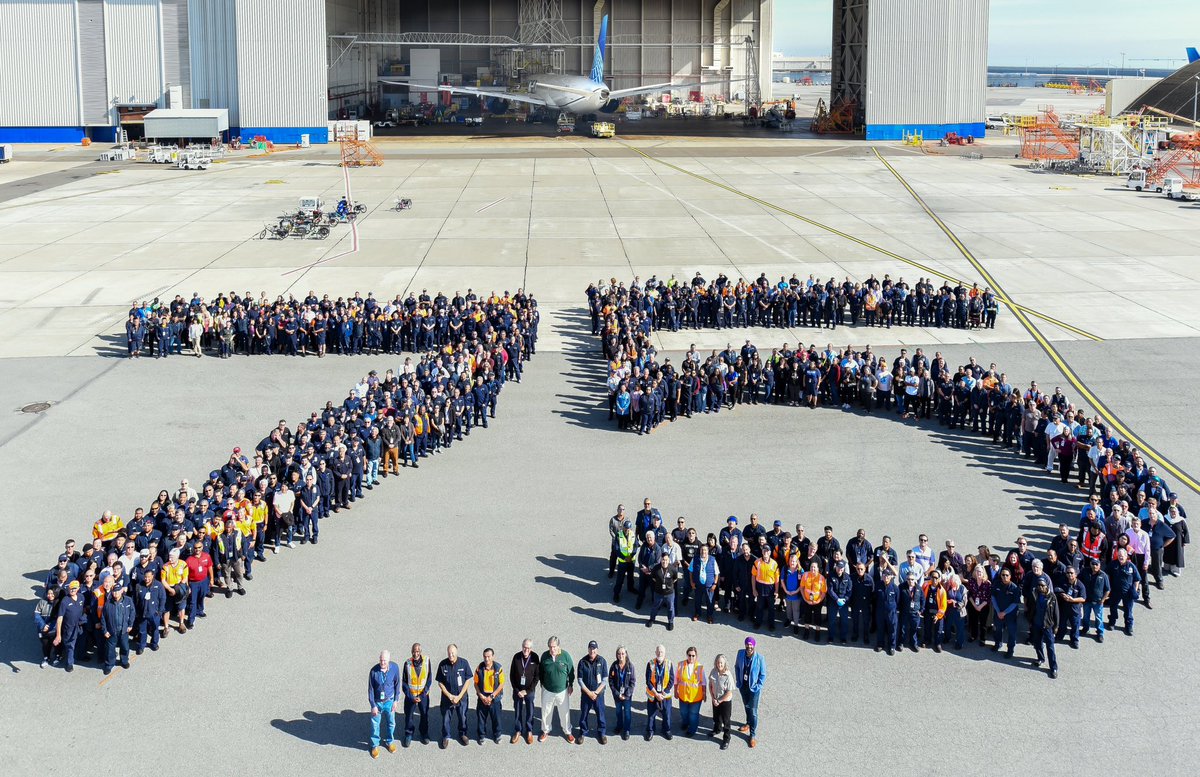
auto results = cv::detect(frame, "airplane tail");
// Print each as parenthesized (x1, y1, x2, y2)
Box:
(1188, 47, 1200, 63)
(590, 15, 608, 84)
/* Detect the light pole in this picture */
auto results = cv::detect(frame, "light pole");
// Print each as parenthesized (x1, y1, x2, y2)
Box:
(1121, 52, 1126, 73)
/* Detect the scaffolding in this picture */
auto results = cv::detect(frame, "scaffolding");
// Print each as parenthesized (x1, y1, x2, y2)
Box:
(1077, 122, 1141, 175)
(743, 36, 760, 110)
(1018, 105, 1080, 167)
(339, 127, 382, 167)
(812, 97, 857, 134)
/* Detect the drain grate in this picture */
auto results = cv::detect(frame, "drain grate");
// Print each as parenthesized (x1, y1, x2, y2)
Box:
(21, 402, 51, 414)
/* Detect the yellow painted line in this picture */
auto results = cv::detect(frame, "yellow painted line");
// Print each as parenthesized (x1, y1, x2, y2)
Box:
(873, 149, 1200, 495)
(621, 142, 1101, 341)
(873, 149, 1100, 342)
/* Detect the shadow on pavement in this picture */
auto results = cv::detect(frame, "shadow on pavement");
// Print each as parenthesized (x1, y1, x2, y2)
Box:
(270, 709, 371, 751)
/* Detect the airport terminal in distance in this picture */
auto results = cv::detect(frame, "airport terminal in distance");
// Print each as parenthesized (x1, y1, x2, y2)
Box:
(2, 1, 1200, 775)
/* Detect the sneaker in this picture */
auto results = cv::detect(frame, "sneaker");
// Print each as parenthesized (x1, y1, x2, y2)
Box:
(538, 733, 547, 743)
(40, 660, 47, 668)
(566, 734, 576, 744)
(244, 574, 253, 581)
(386, 743, 397, 753)
(288, 542, 297, 549)
(271, 547, 278, 555)
(370, 748, 380, 759)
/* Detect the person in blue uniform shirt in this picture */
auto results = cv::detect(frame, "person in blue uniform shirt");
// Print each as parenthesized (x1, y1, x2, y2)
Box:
(734, 637, 766, 747)
(100, 583, 134, 674)
(133, 568, 165, 654)
(1107, 547, 1141, 636)
(575, 640, 608, 744)
(53, 580, 86, 671)
(471, 378, 489, 429)
(898, 572, 924, 652)
(874, 567, 898, 654)
(1056, 565, 1087, 648)
(402, 643, 433, 747)
(437, 644, 472, 749)
(1081, 556, 1111, 643)
(827, 560, 853, 644)
(850, 562, 875, 645)
(369, 650, 402, 758)
(990, 567, 1021, 656)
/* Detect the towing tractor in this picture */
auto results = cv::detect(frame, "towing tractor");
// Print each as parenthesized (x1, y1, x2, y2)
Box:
(590, 121, 616, 138)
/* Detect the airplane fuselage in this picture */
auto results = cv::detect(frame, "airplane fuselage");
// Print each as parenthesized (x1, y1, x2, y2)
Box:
(528, 74, 610, 114)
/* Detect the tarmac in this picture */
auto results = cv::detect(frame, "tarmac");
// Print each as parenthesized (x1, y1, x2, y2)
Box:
(1, 87, 1199, 773)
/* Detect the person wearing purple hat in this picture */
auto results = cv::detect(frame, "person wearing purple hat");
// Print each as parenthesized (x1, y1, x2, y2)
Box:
(734, 636, 766, 747)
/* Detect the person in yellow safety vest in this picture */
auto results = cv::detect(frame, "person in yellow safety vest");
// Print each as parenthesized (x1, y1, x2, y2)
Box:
(799, 561, 828, 640)
(473, 648, 506, 744)
(233, 512, 257, 581)
(401, 642, 433, 747)
(644, 644, 674, 741)
(92, 511, 125, 543)
(752, 547, 780, 631)
(159, 548, 189, 634)
(248, 492, 269, 565)
(675, 647, 706, 737)
(613, 524, 638, 603)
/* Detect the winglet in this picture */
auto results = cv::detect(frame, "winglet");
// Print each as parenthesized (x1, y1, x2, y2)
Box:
(590, 15, 608, 84)
(1188, 47, 1199, 64)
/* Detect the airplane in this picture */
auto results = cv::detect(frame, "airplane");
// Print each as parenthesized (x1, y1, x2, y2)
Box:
(1188, 47, 1199, 64)
(382, 15, 741, 118)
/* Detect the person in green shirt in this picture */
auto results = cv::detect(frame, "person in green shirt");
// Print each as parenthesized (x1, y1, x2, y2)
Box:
(538, 636, 576, 743)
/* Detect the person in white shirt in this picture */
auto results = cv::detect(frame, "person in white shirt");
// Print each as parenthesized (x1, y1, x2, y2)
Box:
(912, 534, 934, 569)
(1043, 413, 1068, 473)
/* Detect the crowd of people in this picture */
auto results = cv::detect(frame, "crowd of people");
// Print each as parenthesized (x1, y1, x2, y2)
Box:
(122, 288, 538, 360)
(35, 303, 537, 674)
(606, 493, 1188, 678)
(365, 635, 767, 757)
(587, 272, 1000, 339)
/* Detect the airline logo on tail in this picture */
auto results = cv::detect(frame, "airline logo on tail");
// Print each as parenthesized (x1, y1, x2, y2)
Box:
(590, 15, 609, 84)
(1188, 47, 1199, 63)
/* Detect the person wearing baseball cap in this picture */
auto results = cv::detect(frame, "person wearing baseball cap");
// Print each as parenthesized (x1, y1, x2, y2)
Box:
(575, 640, 607, 744)
(53, 580, 86, 672)
(875, 567, 899, 655)
(734, 636, 766, 747)
(100, 582, 134, 675)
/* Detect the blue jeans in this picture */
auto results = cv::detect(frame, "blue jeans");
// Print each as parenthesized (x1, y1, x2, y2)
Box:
(678, 701, 700, 736)
(740, 686, 760, 738)
(612, 697, 632, 734)
(1083, 602, 1106, 636)
(693, 585, 715, 620)
(404, 443, 417, 467)
(367, 458, 380, 485)
(945, 610, 965, 648)
(370, 700, 396, 748)
(187, 579, 208, 625)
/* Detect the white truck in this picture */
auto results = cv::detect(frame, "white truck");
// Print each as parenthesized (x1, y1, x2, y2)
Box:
(1126, 169, 1164, 193)
(176, 151, 212, 170)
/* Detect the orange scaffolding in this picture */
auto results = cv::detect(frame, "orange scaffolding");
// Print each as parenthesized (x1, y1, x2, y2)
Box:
(1146, 141, 1200, 187)
(339, 127, 383, 167)
(812, 97, 856, 134)
(1019, 105, 1079, 163)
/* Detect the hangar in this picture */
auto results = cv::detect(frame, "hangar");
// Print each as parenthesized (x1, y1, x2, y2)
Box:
(0, 0, 985, 143)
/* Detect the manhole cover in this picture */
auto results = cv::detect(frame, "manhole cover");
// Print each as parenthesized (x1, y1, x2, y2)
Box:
(21, 402, 51, 414)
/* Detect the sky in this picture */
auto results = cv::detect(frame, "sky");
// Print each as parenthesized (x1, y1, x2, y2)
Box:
(773, 0, 1200, 67)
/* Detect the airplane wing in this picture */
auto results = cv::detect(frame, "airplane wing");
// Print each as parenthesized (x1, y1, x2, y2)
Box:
(607, 78, 747, 100)
(379, 79, 549, 107)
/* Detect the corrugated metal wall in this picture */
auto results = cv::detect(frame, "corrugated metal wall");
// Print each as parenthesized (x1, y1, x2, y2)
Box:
(865, 0, 987, 125)
(0, 0, 81, 126)
(188, 0, 239, 122)
(77, 0, 111, 125)
(106, 0, 164, 105)
(161, 0, 191, 107)
(234, 0, 327, 128)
